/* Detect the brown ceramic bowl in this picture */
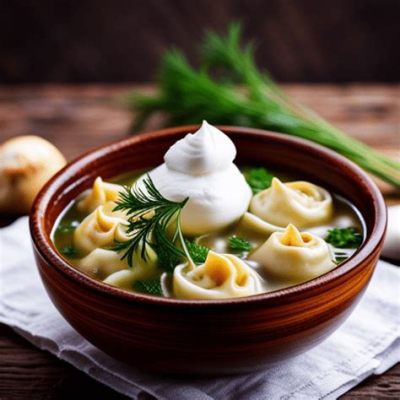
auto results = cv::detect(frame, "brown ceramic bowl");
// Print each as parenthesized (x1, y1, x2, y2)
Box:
(30, 125, 386, 375)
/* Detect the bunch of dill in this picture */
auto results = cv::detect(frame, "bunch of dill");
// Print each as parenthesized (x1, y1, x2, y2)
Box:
(127, 23, 400, 188)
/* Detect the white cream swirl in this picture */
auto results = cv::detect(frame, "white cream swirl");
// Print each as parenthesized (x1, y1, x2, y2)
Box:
(144, 121, 252, 235)
(164, 120, 236, 175)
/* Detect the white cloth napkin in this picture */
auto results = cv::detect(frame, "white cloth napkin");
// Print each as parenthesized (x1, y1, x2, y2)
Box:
(1, 217, 399, 400)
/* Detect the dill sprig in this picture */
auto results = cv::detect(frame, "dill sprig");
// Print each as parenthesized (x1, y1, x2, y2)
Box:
(228, 235, 252, 254)
(128, 23, 400, 187)
(113, 175, 191, 270)
(184, 240, 209, 264)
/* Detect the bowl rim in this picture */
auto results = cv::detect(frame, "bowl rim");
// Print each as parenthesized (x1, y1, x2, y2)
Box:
(30, 125, 387, 307)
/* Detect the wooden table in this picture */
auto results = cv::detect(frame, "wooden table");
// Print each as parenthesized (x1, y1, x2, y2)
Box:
(0, 84, 399, 399)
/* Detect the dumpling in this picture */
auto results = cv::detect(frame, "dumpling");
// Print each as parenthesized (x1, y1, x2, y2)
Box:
(102, 246, 159, 288)
(250, 177, 333, 228)
(103, 261, 159, 289)
(79, 248, 128, 278)
(80, 246, 158, 283)
(234, 212, 285, 241)
(77, 177, 123, 213)
(74, 202, 128, 254)
(249, 224, 335, 282)
(173, 251, 264, 300)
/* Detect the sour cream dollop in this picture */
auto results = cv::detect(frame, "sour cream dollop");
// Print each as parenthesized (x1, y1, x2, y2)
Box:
(145, 121, 252, 235)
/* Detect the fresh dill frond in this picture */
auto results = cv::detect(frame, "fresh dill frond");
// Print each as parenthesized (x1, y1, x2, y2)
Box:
(127, 23, 400, 188)
(244, 167, 274, 194)
(113, 175, 189, 269)
(153, 226, 183, 273)
(133, 279, 163, 296)
(184, 240, 209, 264)
(228, 235, 252, 254)
(326, 227, 362, 249)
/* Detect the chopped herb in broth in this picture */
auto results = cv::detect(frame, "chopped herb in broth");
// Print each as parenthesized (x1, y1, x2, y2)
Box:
(325, 227, 363, 248)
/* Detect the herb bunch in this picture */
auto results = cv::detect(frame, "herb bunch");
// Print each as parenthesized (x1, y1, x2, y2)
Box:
(113, 175, 211, 273)
(128, 23, 400, 187)
(113, 175, 190, 268)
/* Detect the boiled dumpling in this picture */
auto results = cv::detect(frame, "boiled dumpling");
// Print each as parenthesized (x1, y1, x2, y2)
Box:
(74, 202, 128, 254)
(79, 248, 128, 278)
(234, 212, 285, 242)
(173, 251, 264, 299)
(250, 224, 335, 282)
(80, 245, 158, 283)
(250, 177, 333, 228)
(102, 247, 159, 288)
(77, 177, 123, 213)
(104, 264, 159, 289)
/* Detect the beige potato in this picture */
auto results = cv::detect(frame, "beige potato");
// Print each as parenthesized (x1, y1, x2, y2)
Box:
(0, 136, 66, 213)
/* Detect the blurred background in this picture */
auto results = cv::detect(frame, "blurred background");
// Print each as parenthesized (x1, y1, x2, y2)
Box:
(1, 0, 399, 83)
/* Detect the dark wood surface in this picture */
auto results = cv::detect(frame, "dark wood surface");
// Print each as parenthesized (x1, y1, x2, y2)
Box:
(1, 0, 400, 83)
(0, 84, 399, 398)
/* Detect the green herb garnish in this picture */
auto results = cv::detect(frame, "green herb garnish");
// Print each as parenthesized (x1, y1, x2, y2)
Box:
(60, 245, 78, 258)
(153, 237, 182, 273)
(244, 167, 274, 194)
(128, 23, 400, 188)
(56, 220, 79, 235)
(133, 279, 163, 296)
(326, 227, 362, 249)
(228, 235, 252, 254)
(113, 175, 192, 271)
(185, 240, 209, 264)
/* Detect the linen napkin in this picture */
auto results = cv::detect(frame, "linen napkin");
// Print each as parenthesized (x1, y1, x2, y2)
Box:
(1, 217, 399, 400)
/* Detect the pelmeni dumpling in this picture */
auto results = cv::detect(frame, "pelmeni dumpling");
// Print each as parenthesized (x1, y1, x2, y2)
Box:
(77, 177, 123, 213)
(79, 248, 128, 278)
(104, 265, 158, 289)
(250, 224, 335, 282)
(102, 247, 159, 288)
(234, 212, 285, 242)
(74, 202, 128, 254)
(78, 245, 158, 283)
(173, 251, 264, 300)
(250, 177, 333, 228)
(143, 121, 252, 235)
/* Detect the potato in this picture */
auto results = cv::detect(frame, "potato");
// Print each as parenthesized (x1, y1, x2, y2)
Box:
(0, 136, 66, 213)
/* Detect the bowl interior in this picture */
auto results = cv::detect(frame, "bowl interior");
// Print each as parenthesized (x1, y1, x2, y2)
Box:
(31, 125, 387, 305)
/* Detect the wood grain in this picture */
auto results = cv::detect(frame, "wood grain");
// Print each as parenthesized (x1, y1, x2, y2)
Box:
(0, 84, 399, 398)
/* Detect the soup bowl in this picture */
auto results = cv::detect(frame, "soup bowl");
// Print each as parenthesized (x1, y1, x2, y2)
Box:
(30, 125, 386, 374)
